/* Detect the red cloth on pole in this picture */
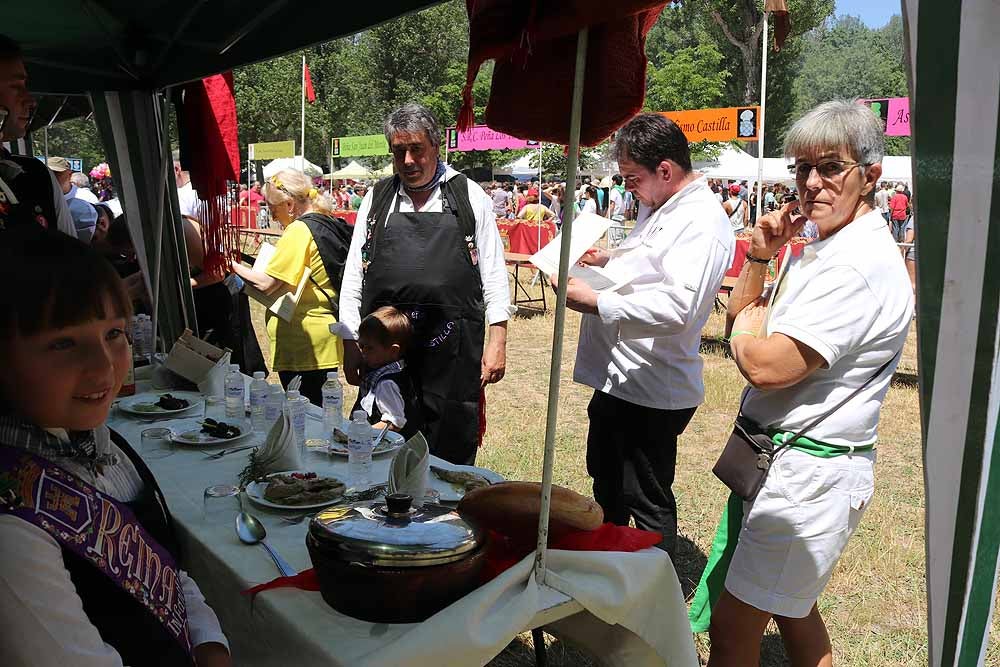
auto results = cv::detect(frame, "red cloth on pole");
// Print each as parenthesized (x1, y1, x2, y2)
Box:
(459, 1, 669, 146)
(304, 62, 317, 104)
(178, 72, 240, 277)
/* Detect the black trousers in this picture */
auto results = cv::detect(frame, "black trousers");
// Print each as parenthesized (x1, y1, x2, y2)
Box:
(278, 369, 337, 407)
(586, 391, 696, 558)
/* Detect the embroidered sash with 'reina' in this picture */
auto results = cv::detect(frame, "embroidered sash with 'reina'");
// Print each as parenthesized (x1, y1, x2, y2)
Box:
(0, 446, 193, 656)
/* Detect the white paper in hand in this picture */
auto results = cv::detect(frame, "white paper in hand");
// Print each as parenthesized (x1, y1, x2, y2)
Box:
(529, 212, 625, 291)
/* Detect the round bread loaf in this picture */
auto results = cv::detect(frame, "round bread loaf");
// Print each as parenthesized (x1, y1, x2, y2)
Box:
(457, 481, 603, 544)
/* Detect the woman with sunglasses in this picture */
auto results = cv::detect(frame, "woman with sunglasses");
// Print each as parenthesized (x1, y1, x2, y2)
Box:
(703, 100, 913, 666)
(231, 169, 352, 405)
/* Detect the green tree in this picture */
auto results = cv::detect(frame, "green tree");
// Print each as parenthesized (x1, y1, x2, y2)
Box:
(791, 15, 910, 154)
(43, 117, 106, 174)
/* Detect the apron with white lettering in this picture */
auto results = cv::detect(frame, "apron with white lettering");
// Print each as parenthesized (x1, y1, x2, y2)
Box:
(361, 182, 484, 465)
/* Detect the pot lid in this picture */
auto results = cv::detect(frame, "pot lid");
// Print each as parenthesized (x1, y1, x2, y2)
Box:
(308, 493, 483, 567)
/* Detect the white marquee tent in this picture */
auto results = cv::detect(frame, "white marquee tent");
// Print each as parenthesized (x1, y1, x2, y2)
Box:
(263, 156, 323, 178)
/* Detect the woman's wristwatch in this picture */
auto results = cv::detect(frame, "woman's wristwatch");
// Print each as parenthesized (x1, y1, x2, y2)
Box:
(745, 251, 772, 265)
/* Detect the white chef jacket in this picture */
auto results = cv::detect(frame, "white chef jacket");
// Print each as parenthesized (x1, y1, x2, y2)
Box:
(574, 176, 735, 410)
(338, 166, 514, 340)
(0, 425, 229, 666)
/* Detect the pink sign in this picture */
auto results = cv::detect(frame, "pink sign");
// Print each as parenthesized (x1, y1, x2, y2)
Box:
(446, 125, 539, 152)
(862, 98, 910, 136)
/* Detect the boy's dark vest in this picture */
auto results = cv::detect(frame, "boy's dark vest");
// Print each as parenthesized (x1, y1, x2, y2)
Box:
(352, 365, 424, 441)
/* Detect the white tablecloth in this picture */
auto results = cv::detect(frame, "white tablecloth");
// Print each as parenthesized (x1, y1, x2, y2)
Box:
(108, 385, 697, 666)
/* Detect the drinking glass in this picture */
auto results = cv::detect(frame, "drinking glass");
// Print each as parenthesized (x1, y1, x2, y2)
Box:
(202, 484, 242, 524)
(140, 427, 174, 459)
(204, 395, 226, 422)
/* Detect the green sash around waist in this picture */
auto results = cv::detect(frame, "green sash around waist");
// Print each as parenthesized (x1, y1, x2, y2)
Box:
(688, 432, 874, 633)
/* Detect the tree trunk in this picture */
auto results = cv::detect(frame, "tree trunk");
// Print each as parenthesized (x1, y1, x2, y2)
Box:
(709, 3, 767, 105)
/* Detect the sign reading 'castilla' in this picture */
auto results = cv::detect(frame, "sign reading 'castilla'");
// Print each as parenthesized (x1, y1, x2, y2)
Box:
(658, 107, 761, 143)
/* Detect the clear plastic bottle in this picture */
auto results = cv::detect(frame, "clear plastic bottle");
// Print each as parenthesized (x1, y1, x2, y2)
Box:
(321, 371, 344, 439)
(224, 364, 244, 419)
(285, 389, 307, 449)
(347, 410, 373, 489)
(264, 384, 284, 426)
(248, 372, 269, 432)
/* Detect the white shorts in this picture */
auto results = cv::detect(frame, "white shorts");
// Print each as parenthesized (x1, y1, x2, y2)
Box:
(725, 447, 876, 618)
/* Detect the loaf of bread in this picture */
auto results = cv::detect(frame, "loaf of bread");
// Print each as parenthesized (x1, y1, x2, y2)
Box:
(457, 481, 604, 544)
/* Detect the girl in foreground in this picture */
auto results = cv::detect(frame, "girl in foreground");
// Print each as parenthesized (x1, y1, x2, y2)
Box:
(0, 228, 231, 667)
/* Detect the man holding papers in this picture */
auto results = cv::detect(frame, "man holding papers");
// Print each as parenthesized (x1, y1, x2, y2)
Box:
(557, 114, 734, 557)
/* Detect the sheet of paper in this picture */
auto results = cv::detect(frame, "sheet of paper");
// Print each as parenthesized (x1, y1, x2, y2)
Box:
(528, 212, 612, 276)
(242, 242, 312, 322)
(568, 264, 618, 291)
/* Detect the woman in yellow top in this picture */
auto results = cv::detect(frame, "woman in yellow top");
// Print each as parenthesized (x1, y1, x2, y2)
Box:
(231, 169, 352, 404)
(516, 187, 557, 222)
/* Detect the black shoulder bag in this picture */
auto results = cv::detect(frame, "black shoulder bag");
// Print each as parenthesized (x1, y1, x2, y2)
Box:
(714, 354, 898, 501)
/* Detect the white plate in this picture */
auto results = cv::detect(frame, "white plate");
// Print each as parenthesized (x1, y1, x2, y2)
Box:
(170, 419, 253, 446)
(119, 392, 203, 416)
(328, 431, 405, 457)
(245, 471, 348, 511)
(428, 462, 505, 502)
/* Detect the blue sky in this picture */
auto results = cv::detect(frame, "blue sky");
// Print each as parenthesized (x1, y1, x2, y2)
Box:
(835, 0, 901, 28)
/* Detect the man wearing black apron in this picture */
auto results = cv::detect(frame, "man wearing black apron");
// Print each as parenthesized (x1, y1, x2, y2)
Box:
(337, 103, 512, 465)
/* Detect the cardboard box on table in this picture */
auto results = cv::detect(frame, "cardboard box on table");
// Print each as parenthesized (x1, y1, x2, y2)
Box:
(163, 329, 231, 396)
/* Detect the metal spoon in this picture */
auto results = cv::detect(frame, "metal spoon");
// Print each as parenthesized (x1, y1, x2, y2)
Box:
(235, 512, 297, 577)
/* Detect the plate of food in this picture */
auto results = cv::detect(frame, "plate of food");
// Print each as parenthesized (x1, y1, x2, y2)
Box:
(171, 418, 252, 446)
(429, 463, 504, 502)
(327, 428, 406, 457)
(119, 392, 202, 416)
(245, 471, 348, 510)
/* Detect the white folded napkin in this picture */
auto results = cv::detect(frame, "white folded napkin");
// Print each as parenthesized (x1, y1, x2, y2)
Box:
(388, 432, 429, 506)
(253, 410, 301, 473)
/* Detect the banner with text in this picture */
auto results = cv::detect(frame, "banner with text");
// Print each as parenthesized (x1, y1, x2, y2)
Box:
(658, 107, 760, 143)
(862, 98, 910, 136)
(446, 125, 540, 152)
(332, 134, 390, 158)
(248, 140, 295, 160)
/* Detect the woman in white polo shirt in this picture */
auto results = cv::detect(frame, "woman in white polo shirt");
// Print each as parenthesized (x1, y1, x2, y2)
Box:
(704, 100, 913, 665)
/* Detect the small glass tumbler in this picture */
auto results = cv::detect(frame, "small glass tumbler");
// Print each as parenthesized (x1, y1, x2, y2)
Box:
(140, 427, 174, 460)
(204, 395, 226, 422)
(203, 484, 242, 524)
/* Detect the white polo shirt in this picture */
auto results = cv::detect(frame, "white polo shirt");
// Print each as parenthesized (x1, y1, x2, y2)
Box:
(741, 209, 913, 446)
(574, 176, 735, 410)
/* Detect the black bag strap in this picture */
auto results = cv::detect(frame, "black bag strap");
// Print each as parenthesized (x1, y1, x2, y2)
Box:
(738, 350, 900, 455)
(298, 212, 353, 319)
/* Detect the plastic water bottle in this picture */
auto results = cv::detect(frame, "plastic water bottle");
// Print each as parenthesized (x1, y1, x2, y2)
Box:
(132, 314, 152, 365)
(248, 372, 268, 432)
(264, 384, 284, 425)
(285, 390, 307, 449)
(224, 364, 244, 419)
(321, 371, 344, 438)
(347, 410, 373, 489)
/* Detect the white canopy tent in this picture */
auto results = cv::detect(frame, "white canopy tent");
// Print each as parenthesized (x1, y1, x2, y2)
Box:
(326, 160, 372, 180)
(263, 156, 323, 178)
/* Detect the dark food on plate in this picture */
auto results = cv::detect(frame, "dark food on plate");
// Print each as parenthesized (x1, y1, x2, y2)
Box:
(332, 427, 349, 444)
(263, 473, 346, 506)
(200, 418, 242, 440)
(430, 466, 491, 492)
(155, 394, 190, 410)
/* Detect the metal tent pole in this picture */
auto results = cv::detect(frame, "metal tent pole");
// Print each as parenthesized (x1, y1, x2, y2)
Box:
(755, 12, 769, 222)
(534, 27, 588, 585)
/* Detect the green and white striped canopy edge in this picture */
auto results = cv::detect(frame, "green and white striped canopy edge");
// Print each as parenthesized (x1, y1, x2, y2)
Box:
(904, 0, 1000, 664)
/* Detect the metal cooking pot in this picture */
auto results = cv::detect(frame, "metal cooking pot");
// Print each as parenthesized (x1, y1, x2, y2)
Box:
(306, 493, 487, 623)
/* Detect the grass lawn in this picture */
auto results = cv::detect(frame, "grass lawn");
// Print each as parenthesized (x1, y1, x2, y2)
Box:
(248, 272, 998, 666)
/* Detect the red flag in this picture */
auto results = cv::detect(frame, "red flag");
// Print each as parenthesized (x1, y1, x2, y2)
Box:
(304, 62, 316, 104)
